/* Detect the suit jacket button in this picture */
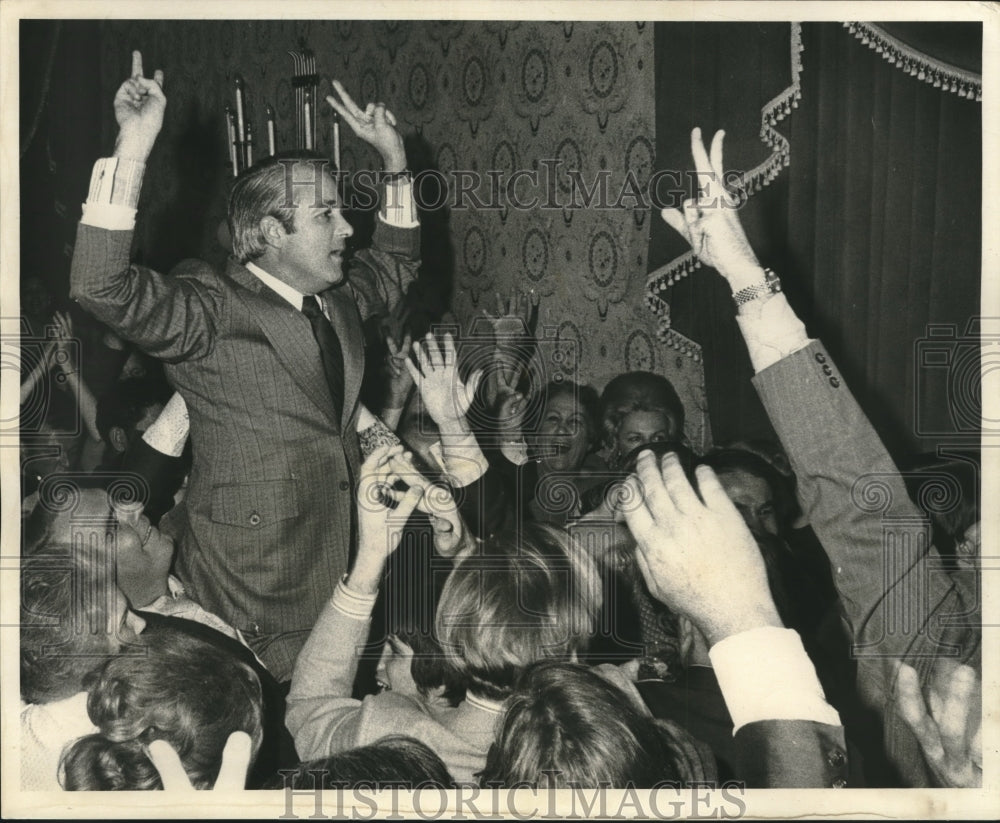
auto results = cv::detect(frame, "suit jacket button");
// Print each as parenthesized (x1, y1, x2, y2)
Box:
(829, 377, 840, 388)
(249, 512, 262, 526)
(339, 480, 350, 491)
(827, 749, 846, 767)
(832, 778, 847, 788)
(815, 352, 827, 364)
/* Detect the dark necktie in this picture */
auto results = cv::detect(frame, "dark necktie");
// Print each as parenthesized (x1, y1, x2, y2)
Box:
(301, 295, 344, 421)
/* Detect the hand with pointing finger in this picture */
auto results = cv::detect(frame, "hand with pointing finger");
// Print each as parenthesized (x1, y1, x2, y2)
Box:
(326, 79, 406, 173)
(113, 50, 166, 162)
(659, 128, 764, 291)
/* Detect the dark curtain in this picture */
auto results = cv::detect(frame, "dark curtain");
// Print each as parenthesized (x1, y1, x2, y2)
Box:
(649, 22, 982, 458)
(20, 20, 104, 319)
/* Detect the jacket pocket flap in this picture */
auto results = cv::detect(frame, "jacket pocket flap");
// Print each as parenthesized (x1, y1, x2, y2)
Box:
(211, 479, 300, 527)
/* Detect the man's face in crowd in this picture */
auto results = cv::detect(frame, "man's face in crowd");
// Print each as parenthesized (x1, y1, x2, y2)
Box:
(538, 392, 591, 473)
(50, 488, 175, 610)
(276, 166, 354, 295)
(717, 468, 779, 536)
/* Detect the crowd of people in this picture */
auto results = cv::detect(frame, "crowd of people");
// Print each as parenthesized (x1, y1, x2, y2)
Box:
(18, 51, 982, 792)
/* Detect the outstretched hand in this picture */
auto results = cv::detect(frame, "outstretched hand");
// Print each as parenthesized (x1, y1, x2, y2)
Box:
(405, 333, 482, 435)
(147, 731, 252, 790)
(482, 287, 540, 340)
(895, 661, 982, 787)
(326, 79, 406, 173)
(113, 51, 166, 162)
(659, 128, 762, 291)
(622, 450, 782, 646)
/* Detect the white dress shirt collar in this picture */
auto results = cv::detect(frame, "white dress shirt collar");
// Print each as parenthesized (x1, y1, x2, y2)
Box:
(245, 261, 307, 310)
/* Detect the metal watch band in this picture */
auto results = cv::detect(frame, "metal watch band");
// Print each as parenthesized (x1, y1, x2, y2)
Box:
(732, 268, 782, 306)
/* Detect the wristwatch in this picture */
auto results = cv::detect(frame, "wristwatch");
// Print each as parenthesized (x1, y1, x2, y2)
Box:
(732, 268, 782, 306)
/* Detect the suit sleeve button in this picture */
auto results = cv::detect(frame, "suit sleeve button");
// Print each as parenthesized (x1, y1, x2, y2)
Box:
(832, 778, 847, 788)
(829, 377, 840, 388)
(827, 749, 846, 767)
(815, 352, 827, 364)
(249, 512, 262, 526)
(822, 364, 833, 376)
(339, 480, 350, 491)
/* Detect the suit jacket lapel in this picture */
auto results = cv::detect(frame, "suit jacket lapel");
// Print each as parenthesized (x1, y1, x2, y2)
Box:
(323, 286, 363, 432)
(227, 260, 341, 429)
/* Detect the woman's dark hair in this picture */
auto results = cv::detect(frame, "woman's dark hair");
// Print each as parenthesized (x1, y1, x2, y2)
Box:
(264, 736, 454, 790)
(382, 534, 466, 706)
(59, 623, 263, 790)
(478, 661, 710, 788)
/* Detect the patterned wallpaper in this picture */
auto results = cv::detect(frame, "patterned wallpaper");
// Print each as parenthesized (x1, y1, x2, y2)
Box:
(98, 20, 710, 450)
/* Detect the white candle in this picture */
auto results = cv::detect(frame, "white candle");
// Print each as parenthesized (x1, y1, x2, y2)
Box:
(266, 105, 276, 156)
(226, 108, 238, 177)
(235, 77, 245, 140)
(304, 91, 312, 150)
(333, 117, 340, 170)
(245, 122, 254, 166)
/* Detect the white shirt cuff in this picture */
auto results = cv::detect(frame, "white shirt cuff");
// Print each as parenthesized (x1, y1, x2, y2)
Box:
(142, 392, 189, 457)
(380, 178, 419, 228)
(80, 157, 144, 230)
(709, 626, 841, 733)
(735, 294, 812, 373)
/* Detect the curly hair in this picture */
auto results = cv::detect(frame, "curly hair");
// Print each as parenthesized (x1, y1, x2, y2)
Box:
(478, 661, 707, 788)
(59, 623, 263, 790)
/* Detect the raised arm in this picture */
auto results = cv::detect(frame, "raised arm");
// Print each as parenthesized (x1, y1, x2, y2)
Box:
(286, 446, 423, 760)
(623, 450, 846, 787)
(69, 51, 219, 361)
(660, 127, 980, 786)
(326, 80, 419, 322)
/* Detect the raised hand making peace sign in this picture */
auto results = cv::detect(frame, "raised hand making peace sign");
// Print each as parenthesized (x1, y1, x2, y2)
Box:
(659, 128, 764, 292)
(113, 50, 166, 162)
(326, 79, 407, 173)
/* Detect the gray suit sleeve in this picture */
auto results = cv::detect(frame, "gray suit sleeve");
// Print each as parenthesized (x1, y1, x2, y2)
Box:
(751, 342, 979, 785)
(346, 217, 420, 324)
(70, 224, 220, 363)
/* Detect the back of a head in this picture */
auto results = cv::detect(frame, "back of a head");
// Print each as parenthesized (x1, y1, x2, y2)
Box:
(59, 623, 264, 790)
(20, 545, 117, 704)
(435, 523, 600, 702)
(266, 736, 454, 790)
(478, 661, 693, 788)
